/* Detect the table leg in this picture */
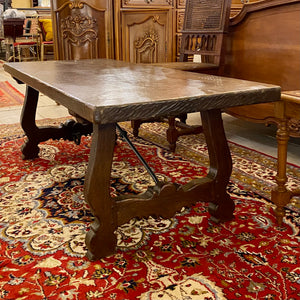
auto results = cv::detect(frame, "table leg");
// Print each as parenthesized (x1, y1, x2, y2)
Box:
(201, 109, 235, 223)
(20, 86, 92, 159)
(84, 110, 234, 260)
(20, 103, 232, 260)
(20, 86, 42, 159)
(84, 123, 118, 260)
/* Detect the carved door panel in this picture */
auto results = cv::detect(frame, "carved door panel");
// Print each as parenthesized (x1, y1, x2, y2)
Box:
(51, 0, 114, 60)
(121, 0, 173, 7)
(120, 9, 173, 63)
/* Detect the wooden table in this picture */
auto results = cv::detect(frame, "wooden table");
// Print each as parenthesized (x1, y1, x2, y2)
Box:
(4, 59, 280, 260)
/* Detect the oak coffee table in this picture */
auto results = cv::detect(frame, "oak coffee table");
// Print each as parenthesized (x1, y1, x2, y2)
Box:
(4, 59, 280, 260)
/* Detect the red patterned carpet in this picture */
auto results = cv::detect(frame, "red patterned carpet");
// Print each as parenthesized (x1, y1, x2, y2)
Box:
(0, 120, 299, 299)
(0, 81, 24, 107)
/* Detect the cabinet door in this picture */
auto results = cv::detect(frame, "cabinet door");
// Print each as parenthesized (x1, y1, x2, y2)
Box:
(120, 9, 173, 63)
(51, 0, 114, 60)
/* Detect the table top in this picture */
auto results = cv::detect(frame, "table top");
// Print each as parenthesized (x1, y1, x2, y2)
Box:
(281, 90, 300, 104)
(4, 59, 280, 124)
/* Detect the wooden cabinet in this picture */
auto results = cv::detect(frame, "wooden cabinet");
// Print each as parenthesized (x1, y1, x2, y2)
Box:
(50, 1, 246, 62)
(115, 0, 174, 63)
(51, 0, 114, 60)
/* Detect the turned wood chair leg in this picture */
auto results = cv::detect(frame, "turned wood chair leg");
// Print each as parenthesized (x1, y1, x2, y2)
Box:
(271, 119, 292, 226)
(41, 44, 44, 61)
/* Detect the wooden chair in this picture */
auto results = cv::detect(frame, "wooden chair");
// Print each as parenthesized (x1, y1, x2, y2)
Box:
(38, 18, 54, 61)
(13, 18, 40, 62)
(4, 17, 39, 62)
(131, 0, 232, 151)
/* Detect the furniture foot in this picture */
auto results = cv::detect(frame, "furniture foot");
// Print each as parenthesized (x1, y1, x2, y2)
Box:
(208, 193, 235, 223)
(271, 189, 292, 226)
(166, 117, 178, 152)
(85, 217, 117, 261)
(201, 109, 235, 222)
(20, 86, 93, 159)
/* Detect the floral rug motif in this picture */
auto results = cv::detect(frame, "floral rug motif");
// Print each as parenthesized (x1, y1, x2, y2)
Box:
(0, 120, 299, 300)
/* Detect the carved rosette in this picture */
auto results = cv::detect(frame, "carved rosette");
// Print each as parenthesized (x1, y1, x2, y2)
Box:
(288, 118, 300, 137)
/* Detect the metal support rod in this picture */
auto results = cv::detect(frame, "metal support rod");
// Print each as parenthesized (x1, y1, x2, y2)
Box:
(116, 124, 160, 184)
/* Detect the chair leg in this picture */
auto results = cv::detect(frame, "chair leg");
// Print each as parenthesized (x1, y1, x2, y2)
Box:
(271, 118, 291, 226)
(36, 44, 40, 60)
(17, 45, 21, 62)
(12, 45, 16, 62)
(166, 117, 179, 152)
(131, 120, 143, 137)
(178, 113, 187, 123)
(41, 44, 44, 61)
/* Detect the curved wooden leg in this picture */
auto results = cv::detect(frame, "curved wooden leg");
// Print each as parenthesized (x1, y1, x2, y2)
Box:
(20, 86, 93, 159)
(271, 119, 291, 226)
(20, 86, 41, 159)
(84, 110, 234, 259)
(84, 123, 118, 260)
(201, 110, 235, 223)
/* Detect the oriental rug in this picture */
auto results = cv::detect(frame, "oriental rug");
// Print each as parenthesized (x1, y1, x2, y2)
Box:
(0, 119, 299, 300)
(0, 81, 24, 108)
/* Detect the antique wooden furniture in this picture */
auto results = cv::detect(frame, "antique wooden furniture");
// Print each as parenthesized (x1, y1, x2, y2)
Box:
(49, 1, 248, 63)
(50, 0, 114, 60)
(222, 0, 300, 225)
(153, 0, 232, 72)
(3, 18, 24, 41)
(4, 17, 39, 62)
(271, 91, 300, 225)
(3, 18, 24, 61)
(114, 0, 174, 63)
(4, 59, 280, 260)
(224, 0, 300, 95)
(131, 0, 232, 152)
(38, 17, 54, 61)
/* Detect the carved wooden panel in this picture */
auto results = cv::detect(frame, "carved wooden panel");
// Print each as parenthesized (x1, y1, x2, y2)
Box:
(51, 0, 114, 60)
(50, 1, 243, 63)
(121, 10, 172, 63)
(134, 29, 159, 63)
(176, 0, 186, 9)
(176, 9, 184, 32)
(122, 0, 173, 7)
(60, 13, 99, 60)
(176, 34, 182, 58)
